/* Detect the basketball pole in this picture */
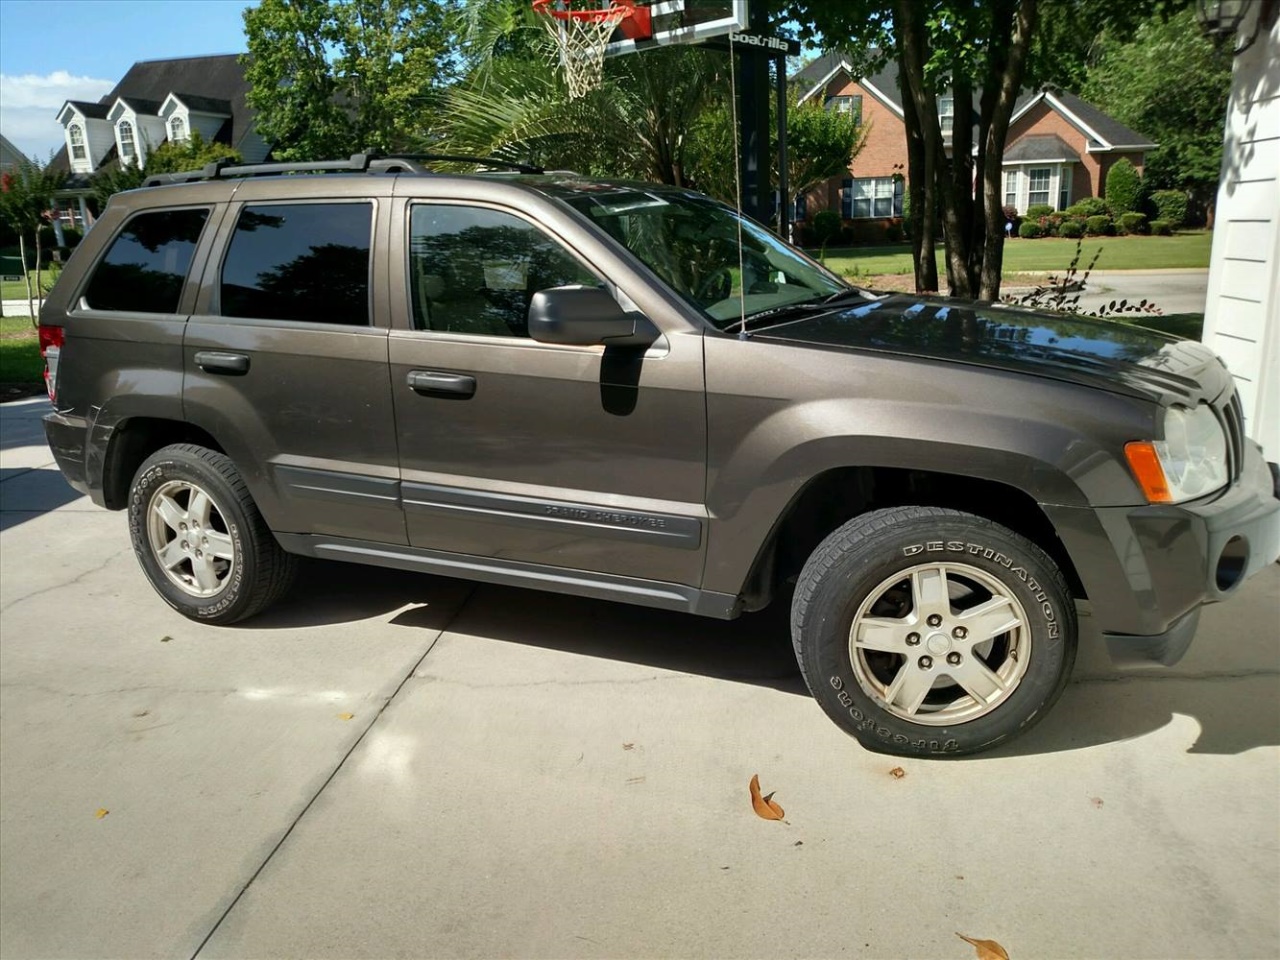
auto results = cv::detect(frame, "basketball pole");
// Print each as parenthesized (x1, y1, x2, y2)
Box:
(736, 3, 772, 228)
(733, 4, 788, 239)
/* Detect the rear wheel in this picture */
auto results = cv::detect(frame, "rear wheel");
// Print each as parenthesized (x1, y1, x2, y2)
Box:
(791, 506, 1076, 757)
(128, 444, 295, 624)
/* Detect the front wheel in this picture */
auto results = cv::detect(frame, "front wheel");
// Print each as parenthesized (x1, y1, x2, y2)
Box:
(791, 506, 1077, 757)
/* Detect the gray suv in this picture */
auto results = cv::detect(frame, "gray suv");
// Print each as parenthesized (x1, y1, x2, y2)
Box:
(39, 154, 1280, 757)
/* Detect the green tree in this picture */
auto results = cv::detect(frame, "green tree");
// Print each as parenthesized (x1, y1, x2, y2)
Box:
(242, 0, 459, 161)
(787, 99, 868, 201)
(91, 131, 243, 208)
(1081, 8, 1229, 207)
(0, 154, 67, 322)
(776, 0, 1192, 299)
(440, 0, 730, 186)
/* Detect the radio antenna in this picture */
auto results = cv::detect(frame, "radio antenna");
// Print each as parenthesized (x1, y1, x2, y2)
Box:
(727, 32, 750, 340)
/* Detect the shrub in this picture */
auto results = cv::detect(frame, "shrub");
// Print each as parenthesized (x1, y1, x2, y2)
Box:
(1149, 218, 1173, 236)
(1085, 215, 1113, 236)
(1150, 189, 1188, 228)
(1117, 211, 1148, 235)
(1058, 219, 1085, 238)
(811, 210, 842, 248)
(61, 226, 83, 249)
(849, 220, 888, 243)
(1019, 221, 1043, 239)
(1036, 215, 1059, 237)
(1105, 158, 1143, 216)
(885, 222, 904, 242)
(1025, 203, 1055, 220)
(1066, 197, 1108, 218)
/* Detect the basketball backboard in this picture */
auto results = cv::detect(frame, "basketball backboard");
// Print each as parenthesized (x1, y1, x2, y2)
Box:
(602, 1, 750, 57)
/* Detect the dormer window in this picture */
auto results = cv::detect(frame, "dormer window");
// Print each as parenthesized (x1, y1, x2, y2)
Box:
(119, 120, 136, 160)
(170, 115, 186, 142)
(69, 123, 86, 160)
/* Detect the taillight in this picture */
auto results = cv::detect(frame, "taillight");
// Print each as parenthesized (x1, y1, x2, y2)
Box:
(38, 324, 63, 402)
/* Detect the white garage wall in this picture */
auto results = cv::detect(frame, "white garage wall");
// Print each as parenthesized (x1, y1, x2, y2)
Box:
(1202, 10, 1280, 458)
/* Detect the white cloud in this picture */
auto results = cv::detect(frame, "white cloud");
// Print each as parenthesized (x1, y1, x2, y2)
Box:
(0, 71, 114, 161)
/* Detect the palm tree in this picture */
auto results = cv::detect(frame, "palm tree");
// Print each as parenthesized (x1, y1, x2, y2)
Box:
(436, 0, 729, 190)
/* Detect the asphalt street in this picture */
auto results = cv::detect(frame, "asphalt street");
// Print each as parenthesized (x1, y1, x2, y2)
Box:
(1, 395, 1277, 959)
(1073, 269, 1209, 317)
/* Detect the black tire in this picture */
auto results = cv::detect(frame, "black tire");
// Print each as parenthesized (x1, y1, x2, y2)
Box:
(128, 444, 296, 624)
(791, 506, 1076, 758)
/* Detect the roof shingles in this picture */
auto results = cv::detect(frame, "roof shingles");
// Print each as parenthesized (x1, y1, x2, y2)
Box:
(793, 53, 1155, 150)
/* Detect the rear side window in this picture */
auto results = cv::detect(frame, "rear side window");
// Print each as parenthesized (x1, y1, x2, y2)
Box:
(220, 202, 372, 325)
(84, 208, 209, 313)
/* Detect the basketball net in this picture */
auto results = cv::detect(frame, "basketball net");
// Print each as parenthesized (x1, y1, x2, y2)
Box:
(533, 0, 636, 99)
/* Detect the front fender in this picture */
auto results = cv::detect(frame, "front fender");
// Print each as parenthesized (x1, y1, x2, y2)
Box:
(702, 337, 1156, 595)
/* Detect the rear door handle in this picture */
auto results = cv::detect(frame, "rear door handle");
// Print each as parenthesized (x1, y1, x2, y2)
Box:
(407, 370, 476, 398)
(194, 351, 250, 375)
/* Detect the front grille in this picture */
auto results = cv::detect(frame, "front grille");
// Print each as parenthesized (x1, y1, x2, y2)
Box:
(1221, 389, 1246, 483)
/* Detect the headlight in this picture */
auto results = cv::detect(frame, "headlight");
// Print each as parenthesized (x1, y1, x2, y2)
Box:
(1125, 404, 1229, 504)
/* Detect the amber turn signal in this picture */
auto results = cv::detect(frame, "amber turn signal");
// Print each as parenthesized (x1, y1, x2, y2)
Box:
(1124, 441, 1173, 504)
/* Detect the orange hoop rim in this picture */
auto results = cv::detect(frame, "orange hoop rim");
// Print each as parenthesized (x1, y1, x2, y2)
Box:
(532, 0, 636, 23)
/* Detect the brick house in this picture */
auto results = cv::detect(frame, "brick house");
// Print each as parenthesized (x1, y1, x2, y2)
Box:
(791, 52, 1157, 234)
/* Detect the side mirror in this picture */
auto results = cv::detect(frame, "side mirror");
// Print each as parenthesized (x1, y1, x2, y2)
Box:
(528, 286, 659, 348)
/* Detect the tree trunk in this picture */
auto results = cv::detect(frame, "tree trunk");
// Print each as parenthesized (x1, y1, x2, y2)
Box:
(977, 0, 1038, 302)
(945, 75, 977, 298)
(18, 233, 35, 326)
(894, 2, 938, 293)
(33, 228, 43, 325)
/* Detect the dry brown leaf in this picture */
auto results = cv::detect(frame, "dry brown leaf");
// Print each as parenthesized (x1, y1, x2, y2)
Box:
(337, 712, 355, 721)
(94, 808, 109, 819)
(749, 774, 784, 820)
(622, 742, 634, 750)
(890, 766, 906, 779)
(956, 933, 1010, 960)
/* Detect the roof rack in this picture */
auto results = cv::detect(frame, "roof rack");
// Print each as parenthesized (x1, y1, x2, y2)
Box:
(141, 153, 545, 188)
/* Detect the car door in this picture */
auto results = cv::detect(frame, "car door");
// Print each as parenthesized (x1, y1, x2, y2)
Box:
(387, 189, 708, 587)
(182, 178, 405, 544)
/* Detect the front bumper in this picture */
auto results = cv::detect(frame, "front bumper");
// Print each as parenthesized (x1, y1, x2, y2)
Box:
(1046, 440, 1280, 665)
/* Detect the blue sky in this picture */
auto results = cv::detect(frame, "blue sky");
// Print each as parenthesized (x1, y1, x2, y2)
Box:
(0, 0, 258, 158)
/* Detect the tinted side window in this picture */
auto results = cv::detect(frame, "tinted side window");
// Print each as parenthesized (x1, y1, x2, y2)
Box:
(409, 205, 600, 337)
(84, 208, 209, 313)
(220, 203, 372, 325)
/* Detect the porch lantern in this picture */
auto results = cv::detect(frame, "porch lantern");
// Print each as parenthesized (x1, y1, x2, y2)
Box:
(1195, 0, 1277, 54)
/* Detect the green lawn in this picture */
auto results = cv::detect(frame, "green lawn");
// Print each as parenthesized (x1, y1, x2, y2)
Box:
(0, 266, 61, 301)
(818, 231, 1213, 278)
(0, 315, 43, 385)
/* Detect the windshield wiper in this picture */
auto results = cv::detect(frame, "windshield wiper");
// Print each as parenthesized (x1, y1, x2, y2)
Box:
(819, 286, 875, 305)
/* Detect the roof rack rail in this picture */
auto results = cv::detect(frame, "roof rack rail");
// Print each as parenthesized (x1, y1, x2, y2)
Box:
(141, 152, 544, 188)
(382, 154, 545, 175)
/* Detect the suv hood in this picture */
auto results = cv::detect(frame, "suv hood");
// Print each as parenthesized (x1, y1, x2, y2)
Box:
(752, 294, 1229, 404)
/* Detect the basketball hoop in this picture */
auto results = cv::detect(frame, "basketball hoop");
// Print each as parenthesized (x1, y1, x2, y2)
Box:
(532, 0, 650, 99)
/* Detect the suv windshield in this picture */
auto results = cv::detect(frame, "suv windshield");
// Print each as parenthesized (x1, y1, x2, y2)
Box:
(562, 188, 852, 329)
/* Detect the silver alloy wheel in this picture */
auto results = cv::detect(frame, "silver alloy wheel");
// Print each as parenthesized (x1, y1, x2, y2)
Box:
(848, 561, 1031, 726)
(145, 479, 236, 598)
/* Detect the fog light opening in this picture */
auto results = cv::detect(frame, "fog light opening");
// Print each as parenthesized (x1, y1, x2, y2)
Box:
(1215, 536, 1249, 592)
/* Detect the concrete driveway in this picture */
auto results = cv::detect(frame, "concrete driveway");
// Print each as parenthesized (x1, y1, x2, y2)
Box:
(1, 396, 1277, 960)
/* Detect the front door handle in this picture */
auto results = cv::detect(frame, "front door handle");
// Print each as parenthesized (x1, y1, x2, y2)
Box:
(407, 370, 476, 398)
(194, 351, 250, 375)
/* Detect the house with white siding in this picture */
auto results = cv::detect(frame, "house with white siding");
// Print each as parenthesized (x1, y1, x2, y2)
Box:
(1202, 5, 1280, 457)
(49, 54, 273, 230)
